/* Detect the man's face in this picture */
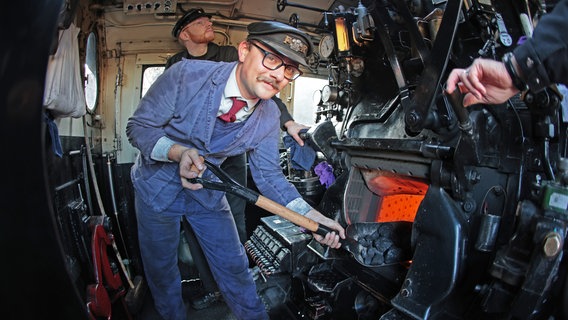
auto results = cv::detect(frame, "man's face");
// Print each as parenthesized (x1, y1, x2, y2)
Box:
(180, 17, 214, 44)
(236, 41, 297, 100)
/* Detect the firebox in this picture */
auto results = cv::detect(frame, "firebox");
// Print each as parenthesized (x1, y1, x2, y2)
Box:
(344, 166, 427, 224)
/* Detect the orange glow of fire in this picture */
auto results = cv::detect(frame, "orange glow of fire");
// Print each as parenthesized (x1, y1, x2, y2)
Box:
(376, 194, 424, 222)
(365, 171, 428, 223)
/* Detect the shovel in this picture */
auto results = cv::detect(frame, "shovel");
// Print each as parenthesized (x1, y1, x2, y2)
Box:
(188, 159, 336, 237)
(189, 159, 412, 267)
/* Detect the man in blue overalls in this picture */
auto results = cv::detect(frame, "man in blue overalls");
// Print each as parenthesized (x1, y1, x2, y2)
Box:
(126, 21, 345, 320)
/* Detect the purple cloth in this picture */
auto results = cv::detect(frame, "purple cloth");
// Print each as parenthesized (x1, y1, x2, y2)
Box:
(314, 161, 335, 188)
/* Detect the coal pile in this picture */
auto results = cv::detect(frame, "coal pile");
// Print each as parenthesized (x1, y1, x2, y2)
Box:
(348, 222, 412, 266)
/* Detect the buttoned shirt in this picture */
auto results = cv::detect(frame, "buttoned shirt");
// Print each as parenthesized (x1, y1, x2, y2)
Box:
(217, 66, 259, 122)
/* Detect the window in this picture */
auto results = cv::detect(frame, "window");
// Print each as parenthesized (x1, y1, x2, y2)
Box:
(141, 66, 165, 97)
(85, 32, 98, 112)
(291, 76, 328, 126)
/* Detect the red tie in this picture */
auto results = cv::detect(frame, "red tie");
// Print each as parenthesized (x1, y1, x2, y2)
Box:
(219, 97, 247, 122)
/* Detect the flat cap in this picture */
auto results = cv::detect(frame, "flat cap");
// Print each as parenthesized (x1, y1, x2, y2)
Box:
(247, 21, 313, 67)
(172, 8, 211, 38)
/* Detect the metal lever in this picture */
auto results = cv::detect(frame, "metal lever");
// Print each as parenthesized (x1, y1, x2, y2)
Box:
(444, 86, 480, 166)
(445, 86, 473, 136)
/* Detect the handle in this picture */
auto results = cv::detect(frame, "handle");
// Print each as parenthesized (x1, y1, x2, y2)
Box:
(255, 195, 336, 237)
(195, 159, 340, 237)
(445, 86, 473, 135)
(315, 224, 335, 238)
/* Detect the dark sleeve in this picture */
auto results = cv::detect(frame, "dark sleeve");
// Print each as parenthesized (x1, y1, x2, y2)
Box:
(218, 45, 239, 62)
(165, 51, 186, 70)
(513, 0, 568, 91)
(272, 96, 294, 130)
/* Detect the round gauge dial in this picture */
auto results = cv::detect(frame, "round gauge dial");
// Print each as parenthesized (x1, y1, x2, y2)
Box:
(312, 89, 323, 106)
(319, 34, 335, 59)
(321, 85, 338, 104)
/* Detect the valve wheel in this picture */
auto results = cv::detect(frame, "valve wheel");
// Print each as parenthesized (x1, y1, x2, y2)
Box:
(289, 13, 299, 27)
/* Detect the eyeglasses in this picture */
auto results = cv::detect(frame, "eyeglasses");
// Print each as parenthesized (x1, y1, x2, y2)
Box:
(249, 42, 303, 81)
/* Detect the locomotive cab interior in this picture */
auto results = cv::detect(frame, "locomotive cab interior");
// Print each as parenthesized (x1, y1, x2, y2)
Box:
(1, 0, 568, 319)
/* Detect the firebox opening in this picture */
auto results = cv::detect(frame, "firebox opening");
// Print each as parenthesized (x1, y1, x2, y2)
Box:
(344, 167, 428, 224)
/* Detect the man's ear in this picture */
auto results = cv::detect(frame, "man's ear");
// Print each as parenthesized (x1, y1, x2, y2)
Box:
(237, 41, 250, 63)
(178, 29, 190, 42)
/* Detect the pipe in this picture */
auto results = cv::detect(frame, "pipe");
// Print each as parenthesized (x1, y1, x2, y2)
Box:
(276, 0, 325, 13)
(54, 178, 82, 192)
(82, 115, 135, 289)
(179, 0, 239, 7)
(81, 145, 94, 216)
(543, 138, 556, 181)
(106, 153, 130, 261)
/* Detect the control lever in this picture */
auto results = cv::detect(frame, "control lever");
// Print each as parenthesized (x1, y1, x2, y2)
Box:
(495, 13, 512, 47)
(445, 86, 473, 136)
(478, 38, 496, 58)
(445, 86, 480, 166)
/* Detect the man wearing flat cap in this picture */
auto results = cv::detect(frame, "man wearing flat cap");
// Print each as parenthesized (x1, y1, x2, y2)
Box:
(127, 21, 345, 320)
(167, 8, 238, 65)
(165, 9, 312, 312)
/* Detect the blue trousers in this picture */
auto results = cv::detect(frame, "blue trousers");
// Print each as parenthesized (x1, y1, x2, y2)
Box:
(135, 190, 268, 320)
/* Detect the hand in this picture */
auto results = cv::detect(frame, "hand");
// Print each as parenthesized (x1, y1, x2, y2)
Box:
(177, 148, 205, 190)
(305, 209, 345, 249)
(284, 120, 310, 146)
(445, 58, 520, 107)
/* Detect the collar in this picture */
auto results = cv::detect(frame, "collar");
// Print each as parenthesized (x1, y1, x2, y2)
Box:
(185, 42, 219, 60)
(223, 65, 259, 110)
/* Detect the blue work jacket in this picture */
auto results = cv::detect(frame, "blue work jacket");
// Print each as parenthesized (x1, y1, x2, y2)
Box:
(126, 60, 304, 212)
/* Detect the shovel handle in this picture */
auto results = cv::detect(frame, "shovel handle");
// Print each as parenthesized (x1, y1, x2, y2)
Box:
(196, 159, 339, 238)
(315, 224, 336, 238)
(255, 195, 333, 237)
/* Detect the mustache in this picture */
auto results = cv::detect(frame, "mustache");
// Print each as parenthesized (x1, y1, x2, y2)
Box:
(256, 76, 279, 90)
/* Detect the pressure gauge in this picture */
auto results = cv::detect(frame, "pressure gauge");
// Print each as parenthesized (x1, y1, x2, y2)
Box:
(319, 34, 335, 59)
(321, 85, 338, 104)
(312, 89, 323, 106)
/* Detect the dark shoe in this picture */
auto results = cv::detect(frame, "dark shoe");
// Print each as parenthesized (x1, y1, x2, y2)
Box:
(190, 292, 220, 310)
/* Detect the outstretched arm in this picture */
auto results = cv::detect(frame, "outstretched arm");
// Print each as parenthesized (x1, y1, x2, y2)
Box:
(445, 58, 520, 107)
(283, 120, 310, 146)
